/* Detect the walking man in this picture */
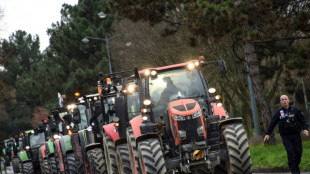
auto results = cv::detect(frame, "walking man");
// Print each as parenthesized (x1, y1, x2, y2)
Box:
(264, 95, 308, 174)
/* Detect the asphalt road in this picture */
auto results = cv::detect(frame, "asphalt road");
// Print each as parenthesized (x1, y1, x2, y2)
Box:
(1, 161, 310, 174)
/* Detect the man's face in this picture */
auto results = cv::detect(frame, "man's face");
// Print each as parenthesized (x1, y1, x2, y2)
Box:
(280, 95, 290, 108)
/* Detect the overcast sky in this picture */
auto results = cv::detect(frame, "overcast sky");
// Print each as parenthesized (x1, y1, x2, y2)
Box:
(0, 0, 78, 52)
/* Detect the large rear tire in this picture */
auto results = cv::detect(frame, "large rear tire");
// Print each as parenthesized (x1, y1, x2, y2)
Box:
(86, 147, 107, 174)
(66, 152, 79, 174)
(22, 161, 34, 174)
(222, 123, 252, 174)
(12, 158, 20, 173)
(137, 138, 166, 174)
(116, 143, 132, 174)
(102, 133, 118, 174)
(126, 127, 141, 174)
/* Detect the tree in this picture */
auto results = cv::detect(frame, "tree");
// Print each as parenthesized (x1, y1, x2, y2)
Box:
(46, 0, 114, 102)
(0, 30, 42, 137)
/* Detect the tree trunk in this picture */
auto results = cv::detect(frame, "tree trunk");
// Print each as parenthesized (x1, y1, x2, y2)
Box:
(301, 77, 309, 122)
(241, 22, 275, 144)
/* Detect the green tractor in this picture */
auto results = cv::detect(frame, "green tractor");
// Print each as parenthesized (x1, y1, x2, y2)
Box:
(18, 128, 45, 174)
(40, 109, 76, 174)
(11, 135, 22, 173)
(2, 138, 15, 167)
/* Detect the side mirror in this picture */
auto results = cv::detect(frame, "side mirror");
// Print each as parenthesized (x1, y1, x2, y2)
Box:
(37, 121, 46, 133)
(218, 60, 227, 72)
(52, 110, 60, 123)
(72, 108, 81, 124)
(62, 114, 72, 125)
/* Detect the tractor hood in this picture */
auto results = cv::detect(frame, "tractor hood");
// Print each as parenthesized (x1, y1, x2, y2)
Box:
(168, 99, 200, 116)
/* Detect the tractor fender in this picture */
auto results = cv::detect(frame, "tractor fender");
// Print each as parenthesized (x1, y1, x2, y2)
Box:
(115, 138, 127, 148)
(18, 150, 30, 162)
(78, 130, 86, 151)
(46, 139, 54, 155)
(78, 129, 96, 147)
(103, 123, 120, 143)
(219, 117, 243, 128)
(129, 115, 143, 140)
(211, 103, 228, 120)
(85, 143, 102, 151)
(55, 139, 65, 172)
(60, 135, 73, 155)
(136, 133, 160, 147)
(40, 145, 46, 159)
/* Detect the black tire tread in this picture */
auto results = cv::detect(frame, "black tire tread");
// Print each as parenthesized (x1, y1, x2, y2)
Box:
(116, 144, 132, 174)
(102, 133, 118, 174)
(49, 156, 58, 174)
(12, 158, 20, 173)
(223, 123, 252, 174)
(86, 147, 107, 174)
(22, 161, 34, 174)
(138, 138, 166, 174)
(67, 152, 79, 174)
(126, 127, 141, 174)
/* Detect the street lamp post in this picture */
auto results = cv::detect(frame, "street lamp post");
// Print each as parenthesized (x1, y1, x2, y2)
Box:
(82, 35, 112, 74)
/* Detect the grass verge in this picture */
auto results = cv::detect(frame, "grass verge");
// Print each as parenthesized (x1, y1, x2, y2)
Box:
(250, 137, 310, 171)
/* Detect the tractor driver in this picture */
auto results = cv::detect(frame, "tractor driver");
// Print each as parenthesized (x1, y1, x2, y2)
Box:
(158, 77, 181, 104)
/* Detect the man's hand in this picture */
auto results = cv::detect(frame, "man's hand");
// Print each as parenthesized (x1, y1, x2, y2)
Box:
(263, 135, 270, 142)
(303, 130, 309, 136)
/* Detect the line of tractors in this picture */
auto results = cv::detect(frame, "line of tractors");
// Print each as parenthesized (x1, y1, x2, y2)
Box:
(1, 57, 252, 174)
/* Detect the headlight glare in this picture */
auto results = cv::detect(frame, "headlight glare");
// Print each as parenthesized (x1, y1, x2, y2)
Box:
(174, 114, 185, 121)
(192, 109, 201, 119)
(143, 99, 151, 106)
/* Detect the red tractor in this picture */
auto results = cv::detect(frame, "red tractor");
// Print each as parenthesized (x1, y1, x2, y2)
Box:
(127, 57, 252, 174)
(98, 69, 142, 174)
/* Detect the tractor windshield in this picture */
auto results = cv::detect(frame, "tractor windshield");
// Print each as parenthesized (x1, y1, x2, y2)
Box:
(78, 104, 88, 130)
(103, 96, 116, 122)
(149, 68, 207, 117)
(127, 91, 141, 120)
(29, 133, 45, 148)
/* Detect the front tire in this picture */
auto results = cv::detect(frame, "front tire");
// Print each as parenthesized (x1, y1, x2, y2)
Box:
(22, 161, 34, 174)
(12, 158, 20, 173)
(116, 144, 132, 174)
(43, 158, 50, 174)
(66, 152, 79, 174)
(86, 147, 107, 174)
(222, 123, 252, 174)
(126, 127, 141, 174)
(49, 156, 58, 174)
(102, 133, 118, 174)
(137, 138, 166, 174)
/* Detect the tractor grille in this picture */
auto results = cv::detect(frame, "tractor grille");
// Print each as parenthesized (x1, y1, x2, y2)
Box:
(177, 116, 204, 144)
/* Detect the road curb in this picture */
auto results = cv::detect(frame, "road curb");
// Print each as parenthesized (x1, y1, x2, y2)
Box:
(253, 167, 290, 173)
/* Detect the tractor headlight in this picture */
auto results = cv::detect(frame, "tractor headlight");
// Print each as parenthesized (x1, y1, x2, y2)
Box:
(178, 130, 186, 140)
(87, 126, 93, 132)
(192, 109, 201, 119)
(127, 84, 136, 93)
(25, 146, 30, 151)
(174, 114, 185, 121)
(143, 99, 151, 106)
(53, 134, 60, 139)
(144, 69, 151, 76)
(197, 126, 204, 137)
(150, 70, 157, 76)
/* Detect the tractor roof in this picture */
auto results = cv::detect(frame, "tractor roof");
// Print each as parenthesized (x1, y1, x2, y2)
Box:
(139, 62, 188, 75)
